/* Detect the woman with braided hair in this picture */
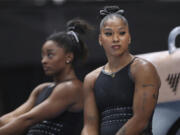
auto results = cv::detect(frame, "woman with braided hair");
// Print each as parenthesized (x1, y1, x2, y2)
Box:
(82, 6, 161, 135)
(0, 18, 93, 135)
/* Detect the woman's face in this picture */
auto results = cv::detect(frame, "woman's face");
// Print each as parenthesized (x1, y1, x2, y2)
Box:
(99, 16, 131, 57)
(41, 40, 72, 76)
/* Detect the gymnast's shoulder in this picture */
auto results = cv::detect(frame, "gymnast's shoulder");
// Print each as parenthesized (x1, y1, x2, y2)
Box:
(83, 66, 103, 85)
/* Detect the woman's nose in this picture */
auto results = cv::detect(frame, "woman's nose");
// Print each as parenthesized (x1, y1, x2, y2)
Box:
(112, 34, 120, 42)
(41, 57, 47, 64)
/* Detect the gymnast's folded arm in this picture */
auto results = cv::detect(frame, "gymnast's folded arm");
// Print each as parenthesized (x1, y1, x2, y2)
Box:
(0, 82, 80, 135)
(0, 83, 47, 127)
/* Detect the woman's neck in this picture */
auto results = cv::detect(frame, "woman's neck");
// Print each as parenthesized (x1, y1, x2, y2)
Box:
(106, 52, 133, 73)
(53, 67, 77, 84)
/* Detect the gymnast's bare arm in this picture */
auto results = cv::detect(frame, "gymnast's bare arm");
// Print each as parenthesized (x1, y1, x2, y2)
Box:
(0, 83, 49, 127)
(0, 80, 82, 135)
(116, 58, 161, 135)
(81, 67, 102, 135)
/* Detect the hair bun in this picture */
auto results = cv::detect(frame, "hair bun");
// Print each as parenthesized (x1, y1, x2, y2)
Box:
(99, 5, 125, 20)
(66, 19, 93, 35)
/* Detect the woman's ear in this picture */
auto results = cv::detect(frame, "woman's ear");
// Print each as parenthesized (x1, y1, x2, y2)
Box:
(65, 52, 74, 64)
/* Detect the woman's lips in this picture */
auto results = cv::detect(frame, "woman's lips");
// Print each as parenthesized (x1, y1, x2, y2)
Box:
(43, 66, 50, 71)
(112, 45, 120, 49)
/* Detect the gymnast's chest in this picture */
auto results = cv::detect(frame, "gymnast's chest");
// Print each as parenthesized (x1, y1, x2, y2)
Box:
(93, 71, 134, 111)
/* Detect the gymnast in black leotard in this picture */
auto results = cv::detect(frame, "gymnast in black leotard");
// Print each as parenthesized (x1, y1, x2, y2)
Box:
(26, 84, 83, 135)
(94, 58, 136, 135)
(0, 19, 93, 135)
(82, 6, 161, 135)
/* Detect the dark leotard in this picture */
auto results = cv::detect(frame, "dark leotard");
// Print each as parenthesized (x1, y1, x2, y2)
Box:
(94, 58, 153, 135)
(26, 84, 83, 135)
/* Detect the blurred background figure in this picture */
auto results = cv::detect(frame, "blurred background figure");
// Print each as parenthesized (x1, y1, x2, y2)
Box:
(0, 18, 93, 135)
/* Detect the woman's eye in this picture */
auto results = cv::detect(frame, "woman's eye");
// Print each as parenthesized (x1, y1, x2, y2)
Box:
(48, 53, 54, 58)
(119, 31, 126, 35)
(104, 32, 112, 36)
